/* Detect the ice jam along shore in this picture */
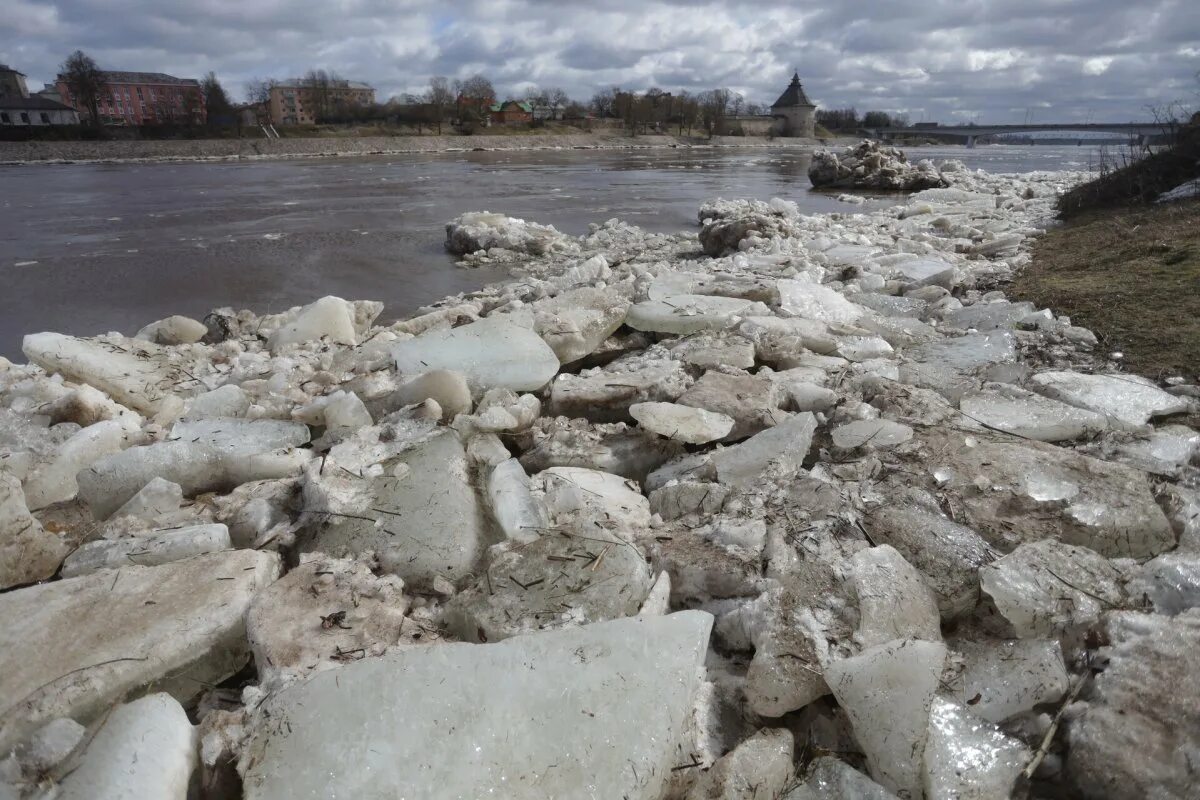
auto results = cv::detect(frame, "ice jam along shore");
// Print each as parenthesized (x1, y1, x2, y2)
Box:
(1, 142, 1198, 799)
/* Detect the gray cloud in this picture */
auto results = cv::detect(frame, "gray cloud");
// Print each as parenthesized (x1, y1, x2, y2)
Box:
(1, 0, 1196, 122)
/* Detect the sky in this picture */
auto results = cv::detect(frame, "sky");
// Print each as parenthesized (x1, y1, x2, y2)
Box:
(3, 0, 1198, 123)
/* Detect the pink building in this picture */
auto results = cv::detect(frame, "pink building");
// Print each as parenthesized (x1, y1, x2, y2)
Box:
(55, 70, 205, 126)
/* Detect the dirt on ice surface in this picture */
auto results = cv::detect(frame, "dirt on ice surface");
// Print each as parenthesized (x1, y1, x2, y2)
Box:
(2, 142, 1199, 800)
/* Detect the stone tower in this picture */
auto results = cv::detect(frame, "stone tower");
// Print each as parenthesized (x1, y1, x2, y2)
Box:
(770, 72, 816, 138)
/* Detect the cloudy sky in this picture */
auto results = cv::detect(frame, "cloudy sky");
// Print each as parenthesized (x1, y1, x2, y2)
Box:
(4, 0, 1198, 122)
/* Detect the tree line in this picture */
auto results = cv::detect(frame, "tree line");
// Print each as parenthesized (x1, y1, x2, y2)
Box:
(816, 108, 911, 131)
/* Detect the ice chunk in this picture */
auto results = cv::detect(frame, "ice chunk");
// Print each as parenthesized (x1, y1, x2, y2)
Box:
(980, 540, 1126, 638)
(392, 369, 472, 420)
(941, 300, 1036, 332)
(959, 383, 1108, 441)
(526, 286, 630, 363)
(240, 612, 713, 800)
(777, 280, 863, 324)
(392, 317, 560, 393)
(1116, 423, 1200, 475)
(445, 532, 652, 642)
(1067, 610, 1200, 799)
(901, 331, 1016, 401)
(55, 694, 196, 799)
(851, 292, 928, 318)
(61, 523, 232, 578)
(184, 383, 250, 418)
(168, 416, 310, 456)
(550, 356, 692, 423)
(892, 258, 957, 289)
(521, 420, 685, 484)
(922, 697, 1029, 800)
(825, 638, 947, 798)
(22, 332, 184, 414)
(0, 550, 279, 751)
(851, 546, 942, 647)
(1029, 370, 1189, 428)
(864, 505, 998, 619)
(638, 571, 672, 617)
(0, 472, 68, 589)
(445, 210, 577, 256)
(951, 639, 1069, 723)
(785, 756, 897, 799)
(486, 458, 548, 544)
(1128, 551, 1200, 615)
(77, 440, 312, 519)
(627, 295, 770, 335)
(111, 476, 183, 521)
(686, 728, 794, 800)
(669, 333, 756, 370)
(712, 412, 817, 487)
(537, 466, 650, 528)
(299, 430, 486, 587)
(267, 295, 359, 352)
(1, 717, 86, 787)
(630, 401, 735, 444)
(246, 554, 408, 683)
(291, 390, 372, 446)
(21, 419, 131, 509)
(677, 371, 788, 441)
(649, 480, 728, 520)
(135, 314, 207, 345)
(831, 419, 913, 450)
(915, 430, 1173, 558)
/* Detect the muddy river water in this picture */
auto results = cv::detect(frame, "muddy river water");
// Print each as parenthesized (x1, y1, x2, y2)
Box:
(0, 143, 1100, 357)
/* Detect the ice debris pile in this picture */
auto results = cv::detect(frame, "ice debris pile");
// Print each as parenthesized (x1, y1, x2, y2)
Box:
(2, 152, 1200, 799)
(808, 139, 957, 191)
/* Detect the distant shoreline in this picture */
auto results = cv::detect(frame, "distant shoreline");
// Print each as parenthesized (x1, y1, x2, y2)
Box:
(0, 133, 834, 166)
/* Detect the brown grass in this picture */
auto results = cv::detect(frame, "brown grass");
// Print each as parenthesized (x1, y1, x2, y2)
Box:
(1011, 198, 1200, 380)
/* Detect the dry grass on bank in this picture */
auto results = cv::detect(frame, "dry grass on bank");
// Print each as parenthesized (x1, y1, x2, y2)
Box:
(1012, 198, 1200, 380)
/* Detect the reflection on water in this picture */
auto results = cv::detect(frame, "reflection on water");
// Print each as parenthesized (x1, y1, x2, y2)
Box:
(0, 144, 1097, 358)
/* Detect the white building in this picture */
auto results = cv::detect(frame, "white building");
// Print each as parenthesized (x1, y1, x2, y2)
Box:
(0, 65, 79, 127)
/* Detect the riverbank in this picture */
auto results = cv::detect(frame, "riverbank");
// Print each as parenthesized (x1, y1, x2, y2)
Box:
(1012, 197, 1200, 380)
(0, 132, 826, 165)
(2, 147, 1197, 798)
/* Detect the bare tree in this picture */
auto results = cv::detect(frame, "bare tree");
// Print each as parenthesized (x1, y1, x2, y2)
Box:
(424, 76, 453, 133)
(60, 50, 108, 128)
(546, 87, 570, 108)
(591, 86, 618, 118)
(201, 72, 233, 124)
(699, 88, 731, 138)
(454, 74, 495, 103)
(303, 69, 340, 122)
(244, 77, 275, 106)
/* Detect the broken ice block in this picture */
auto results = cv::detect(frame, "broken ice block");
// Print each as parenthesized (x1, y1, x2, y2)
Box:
(1029, 370, 1189, 428)
(22, 418, 131, 509)
(55, 693, 196, 800)
(676, 371, 788, 441)
(22, 332, 183, 415)
(240, 612, 713, 800)
(1066, 610, 1200, 799)
(168, 416, 310, 456)
(922, 697, 1029, 800)
(831, 419, 913, 450)
(825, 638, 947, 798)
(392, 317, 560, 393)
(298, 429, 488, 587)
(865, 505, 998, 619)
(784, 756, 897, 799)
(980, 540, 1126, 638)
(111, 476, 184, 520)
(525, 286, 630, 363)
(0, 471, 68, 589)
(851, 546, 942, 647)
(777, 280, 864, 324)
(445, 532, 652, 642)
(185, 384, 251, 418)
(959, 383, 1108, 442)
(267, 295, 359, 352)
(135, 314, 207, 346)
(486, 458, 548, 544)
(537, 466, 650, 528)
(630, 401, 735, 444)
(951, 638, 1069, 723)
(246, 554, 408, 682)
(686, 727, 794, 800)
(0, 550, 279, 751)
(550, 356, 691, 423)
(626, 295, 769, 335)
(712, 412, 817, 488)
(60, 523, 232, 578)
(1128, 551, 1200, 615)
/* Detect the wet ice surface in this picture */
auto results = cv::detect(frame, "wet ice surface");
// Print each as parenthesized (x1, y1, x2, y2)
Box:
(0, 144, 1101, 358)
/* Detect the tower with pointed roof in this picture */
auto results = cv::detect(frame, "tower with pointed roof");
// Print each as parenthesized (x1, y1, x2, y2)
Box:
(770, 72, 816, 138)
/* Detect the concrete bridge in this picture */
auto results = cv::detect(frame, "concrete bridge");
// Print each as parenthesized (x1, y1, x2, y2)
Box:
(866, 122, 1169, 148)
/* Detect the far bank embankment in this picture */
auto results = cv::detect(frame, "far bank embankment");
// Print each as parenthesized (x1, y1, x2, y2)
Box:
(0, 133, 822, 165)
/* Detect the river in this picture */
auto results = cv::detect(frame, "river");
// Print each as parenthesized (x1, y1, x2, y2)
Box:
(0, 143, 1100, 358)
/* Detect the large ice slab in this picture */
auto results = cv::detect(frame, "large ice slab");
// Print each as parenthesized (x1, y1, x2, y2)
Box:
(851, 545, 942, 648)
(784, 756, 897, 799)
(0, 471, 68, 589)
(712, 412, 817, 487)
(630, 401, 735, 444)
(21, 418, 131, 509)
(60, 523, 232, 578)
(392, 317, 560, 393)
(980, 540, 1126, 638)
(0, 549, 279, 752)
(22, 332, 183, 415)
(240, 612, 713, 800)
(951, 638, 1069, 723)
(777, 280, 863, 324)
(825, 638, 946, 798)
(1030, 370, 1189, 428)
(55, 693, 196, 800)
(626, 295, 769, 335)
(267, 295, 360, 352)
(959, 383, 1109, 442)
